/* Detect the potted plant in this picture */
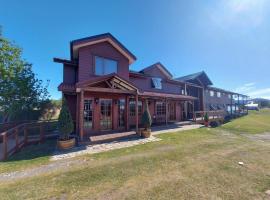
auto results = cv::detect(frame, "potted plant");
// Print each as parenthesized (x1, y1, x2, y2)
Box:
(204, 112, 209, 127)
(57, 98, 75, 150)
(141, 100, 152, 138)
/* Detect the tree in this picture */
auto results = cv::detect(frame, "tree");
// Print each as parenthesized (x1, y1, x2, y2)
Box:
(0, 27, 50, 122)
(141, 100, 152, 130)
(58, 98, 73, 140)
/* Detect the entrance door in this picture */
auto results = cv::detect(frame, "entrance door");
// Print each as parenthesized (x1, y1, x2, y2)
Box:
(100, 99, 112, 130)
(169, 102, 176, 121)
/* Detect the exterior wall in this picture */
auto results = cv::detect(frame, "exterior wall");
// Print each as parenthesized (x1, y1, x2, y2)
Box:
(204, 89, 232, 111)
(78, 41, 130, 82)
(64, 94, 77, 121)
(129, 76, 182, 94)
(63, 64, 77, 84)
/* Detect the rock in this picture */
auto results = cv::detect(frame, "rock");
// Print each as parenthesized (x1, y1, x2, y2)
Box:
(238, 161, 244, 166)
(265, 190, 270, 196)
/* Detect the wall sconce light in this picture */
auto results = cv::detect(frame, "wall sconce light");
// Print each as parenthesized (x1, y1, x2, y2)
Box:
(95, 98, 99, 104)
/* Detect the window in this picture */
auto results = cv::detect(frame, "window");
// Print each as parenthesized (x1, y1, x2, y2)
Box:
(217, 92, 221, 98)
(210, 90, 215, 97)
(228, 94, 232, 99)
(129, 100, 142, 116)
(156, 102, 166, 115)
(83, 100, 93, 128)
(151, 78, 162, 89)
(95, 56, 117, 75)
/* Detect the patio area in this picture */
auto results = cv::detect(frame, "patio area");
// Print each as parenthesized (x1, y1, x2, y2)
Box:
(51, 123, 203, 160)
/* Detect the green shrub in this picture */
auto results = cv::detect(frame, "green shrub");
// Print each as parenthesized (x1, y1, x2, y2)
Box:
(204, 113, 209, 122)
(58, 98, 73, 140)
(141, 101, 152, 130)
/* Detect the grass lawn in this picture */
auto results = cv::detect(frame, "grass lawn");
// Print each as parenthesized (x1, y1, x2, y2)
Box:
(0, 109, 270, 199)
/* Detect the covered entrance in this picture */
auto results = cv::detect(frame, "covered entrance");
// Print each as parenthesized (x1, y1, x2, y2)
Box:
(76, 74, 139, 140)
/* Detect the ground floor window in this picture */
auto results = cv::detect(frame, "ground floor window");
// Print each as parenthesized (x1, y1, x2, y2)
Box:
(129, 99, 142, 116)
(83, 99, 93, 129)
(156, 101, 166, 115)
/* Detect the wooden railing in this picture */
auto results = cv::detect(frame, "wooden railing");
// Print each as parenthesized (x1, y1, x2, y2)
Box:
(193, 110, 226, 123)
(0, 120, 58, 161)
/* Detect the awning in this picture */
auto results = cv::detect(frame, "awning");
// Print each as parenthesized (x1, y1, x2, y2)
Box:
(138, 91, 197, 100)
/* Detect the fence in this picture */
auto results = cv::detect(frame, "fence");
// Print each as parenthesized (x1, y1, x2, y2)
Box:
(0, 120, 58, 160)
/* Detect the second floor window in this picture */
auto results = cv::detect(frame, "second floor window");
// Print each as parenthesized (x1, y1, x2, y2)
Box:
(217, 92, 221, 98)
(210, 90, 215, 97)
(151, 78, 162, 89)
(95, 56, 117, 75)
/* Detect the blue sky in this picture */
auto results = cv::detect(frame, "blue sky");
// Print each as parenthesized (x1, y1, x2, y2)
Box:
(1, 0, 270, 99)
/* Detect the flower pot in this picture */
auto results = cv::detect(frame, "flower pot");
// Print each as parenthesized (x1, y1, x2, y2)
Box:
(57, 137, 75, 150)
(141, 129, 151, 138)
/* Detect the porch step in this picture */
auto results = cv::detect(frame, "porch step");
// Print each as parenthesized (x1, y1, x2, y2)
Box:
(88, 131, 138, 145)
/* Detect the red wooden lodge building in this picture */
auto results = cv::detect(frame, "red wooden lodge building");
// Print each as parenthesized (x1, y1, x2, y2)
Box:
(54, 33, 248, 141)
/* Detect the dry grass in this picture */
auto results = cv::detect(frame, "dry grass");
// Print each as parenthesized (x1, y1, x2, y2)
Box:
(1, 110, 270, 199)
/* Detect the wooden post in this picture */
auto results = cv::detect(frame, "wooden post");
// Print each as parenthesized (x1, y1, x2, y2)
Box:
(3, 133, 7, 160)
(79, 90, 84, 141)
(125, 96, 129, 131)
(135, 94, 139, 133)
(165, 99, 168, 126)
(76, 93, 79, 135)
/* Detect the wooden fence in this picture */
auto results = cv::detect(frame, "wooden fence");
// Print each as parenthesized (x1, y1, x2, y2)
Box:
(193, 110, 227, 123)
(0, 120, 58, 161)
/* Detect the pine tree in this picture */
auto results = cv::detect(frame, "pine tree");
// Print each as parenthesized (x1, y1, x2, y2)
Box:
(141, 100, 152, 129)
(58, 98, 74, 140)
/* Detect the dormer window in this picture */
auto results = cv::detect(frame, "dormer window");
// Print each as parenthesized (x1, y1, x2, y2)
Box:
(151, 78, 162, 89)
(95, 56, 117, 75)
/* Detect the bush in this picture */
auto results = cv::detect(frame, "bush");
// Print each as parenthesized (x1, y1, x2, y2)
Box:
(141, 100, 152, 129)
(58, 98, 74, 140)
(210, 120, 220, 128)
(224, 115, 232, 123)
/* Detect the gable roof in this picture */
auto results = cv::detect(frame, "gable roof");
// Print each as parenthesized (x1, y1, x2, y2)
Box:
(70, 33, 136, 64)
(76, 73, 138, 92)
(174, 71, 213, 86)
(139, 62, 173, 79)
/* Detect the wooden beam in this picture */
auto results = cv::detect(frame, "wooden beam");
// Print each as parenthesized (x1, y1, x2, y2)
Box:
(82, 87, 136, 94)
(79, 91, 84, 141)
(165, 99, 168, 126)
(135, 94, 139, 133)
(125, 96, 129, 131)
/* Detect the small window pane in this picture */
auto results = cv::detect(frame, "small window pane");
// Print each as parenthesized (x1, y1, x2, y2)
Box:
(104, 59, 117, 74)
(95, 56, 103, 75)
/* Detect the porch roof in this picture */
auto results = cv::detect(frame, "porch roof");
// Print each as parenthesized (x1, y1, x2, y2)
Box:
(139, 91, 197, 101)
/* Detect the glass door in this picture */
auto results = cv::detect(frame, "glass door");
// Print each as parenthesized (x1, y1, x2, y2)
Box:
(118, 99, 125, 128)
(84, 99, 93, 130)
(100, 99, 112, 130)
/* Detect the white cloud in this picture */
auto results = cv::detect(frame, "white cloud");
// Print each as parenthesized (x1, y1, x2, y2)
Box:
(235, 82, 256, 93)
(209, 0, 268, 30)
(235, 82, 270, 99)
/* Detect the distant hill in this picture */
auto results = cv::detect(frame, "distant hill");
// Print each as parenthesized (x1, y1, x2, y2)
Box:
(252, 98, 270, 108)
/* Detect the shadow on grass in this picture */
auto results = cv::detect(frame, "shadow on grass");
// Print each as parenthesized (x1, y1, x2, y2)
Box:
(3, 139, 57, 163)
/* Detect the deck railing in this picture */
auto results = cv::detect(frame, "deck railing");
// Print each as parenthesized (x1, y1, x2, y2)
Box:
(193, 110, 227, 123)
(0, 120, 58, 161)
